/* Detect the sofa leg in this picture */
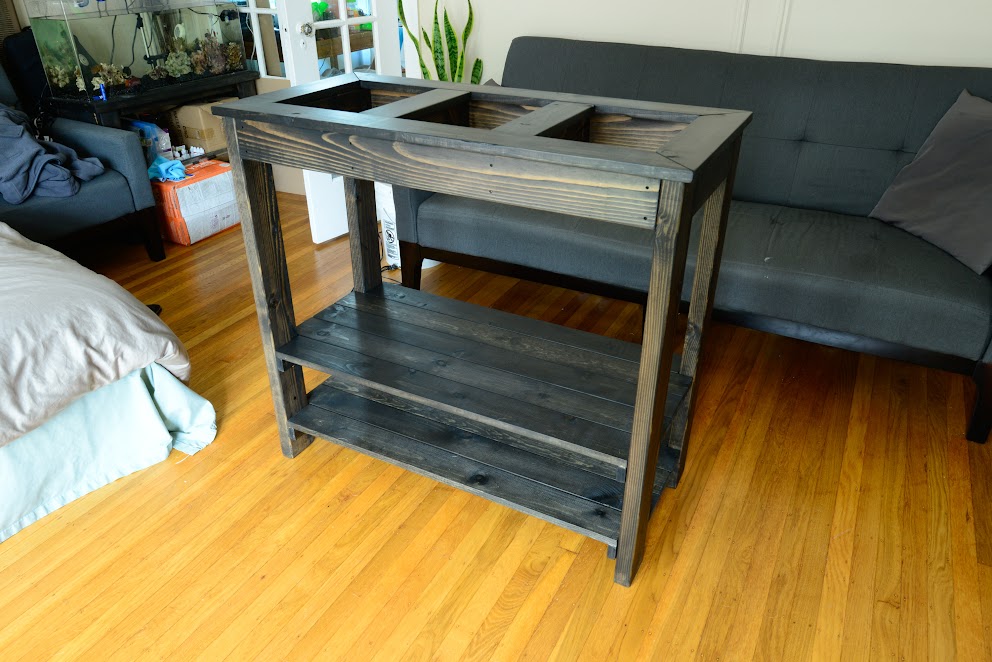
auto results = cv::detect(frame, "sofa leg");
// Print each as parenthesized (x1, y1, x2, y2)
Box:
(138, 207, 166, 262)
(967, 363, 992, 443)
(399, 241, 423, 290)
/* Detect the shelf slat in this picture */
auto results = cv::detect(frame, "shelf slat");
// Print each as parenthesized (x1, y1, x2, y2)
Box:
(309, 382, 626, 510)
(291, 383, 623, 545)
(279, 334, 630, 476)
(277, 284, 692, 480)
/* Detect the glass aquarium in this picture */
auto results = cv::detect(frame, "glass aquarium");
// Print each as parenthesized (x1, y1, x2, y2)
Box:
(27, 0, 247, 100)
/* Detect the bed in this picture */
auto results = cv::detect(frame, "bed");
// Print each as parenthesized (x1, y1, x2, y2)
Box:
(0, 222, 216, 542)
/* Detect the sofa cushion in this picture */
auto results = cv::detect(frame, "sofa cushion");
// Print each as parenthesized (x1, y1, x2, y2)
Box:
(416, 192, 652, 290)
(691, 203, 992, 360)
(415, 195, 992, 359)
(501, 37, 992, 217)
(0, 170, 135, 242)
(870, 90, 992, 274)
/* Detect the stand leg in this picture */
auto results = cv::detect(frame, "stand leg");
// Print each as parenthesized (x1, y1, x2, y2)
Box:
(968, 362, 992, 442)
(667, 139, 740, 487)
(224, 117, 312, 458)
(615, 180, 694, 586)
(344, 177, 383, 294)
(399, 241, 424, 290)
(137, 207, 166, 262)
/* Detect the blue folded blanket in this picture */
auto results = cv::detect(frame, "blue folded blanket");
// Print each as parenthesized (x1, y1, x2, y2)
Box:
(0, 104, 105, 204)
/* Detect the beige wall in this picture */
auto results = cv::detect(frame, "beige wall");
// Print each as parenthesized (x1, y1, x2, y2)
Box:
(418, 0, 992, 83)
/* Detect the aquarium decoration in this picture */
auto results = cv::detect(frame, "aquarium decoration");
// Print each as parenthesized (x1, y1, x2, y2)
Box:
(28, 0, 249, 101)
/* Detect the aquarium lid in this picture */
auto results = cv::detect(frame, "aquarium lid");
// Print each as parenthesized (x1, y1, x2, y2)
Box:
(27, 0, 238, 20)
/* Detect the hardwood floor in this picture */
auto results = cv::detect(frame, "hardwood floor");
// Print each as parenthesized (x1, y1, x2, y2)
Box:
(2, 192, 991, 660)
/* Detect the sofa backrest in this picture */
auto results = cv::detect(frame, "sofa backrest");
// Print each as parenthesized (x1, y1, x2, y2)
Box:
(503, 37, 992, 217)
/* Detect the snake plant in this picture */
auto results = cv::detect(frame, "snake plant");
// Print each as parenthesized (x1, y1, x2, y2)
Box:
(398, 0, 484, 84)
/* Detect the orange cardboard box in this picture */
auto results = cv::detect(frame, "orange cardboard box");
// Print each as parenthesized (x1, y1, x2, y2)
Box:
(151, 160, 240, 245)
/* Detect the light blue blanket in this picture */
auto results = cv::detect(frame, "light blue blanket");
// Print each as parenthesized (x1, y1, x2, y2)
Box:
(0, 363, 216, 542)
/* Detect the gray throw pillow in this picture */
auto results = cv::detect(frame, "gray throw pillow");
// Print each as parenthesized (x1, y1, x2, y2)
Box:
(870, 90, 992, 274)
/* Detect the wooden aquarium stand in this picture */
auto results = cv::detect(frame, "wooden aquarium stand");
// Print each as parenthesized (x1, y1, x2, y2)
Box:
(215, 75, 749, 586)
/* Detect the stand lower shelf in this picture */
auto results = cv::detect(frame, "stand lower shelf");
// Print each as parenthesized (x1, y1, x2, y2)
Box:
(277, 283, 691, 547)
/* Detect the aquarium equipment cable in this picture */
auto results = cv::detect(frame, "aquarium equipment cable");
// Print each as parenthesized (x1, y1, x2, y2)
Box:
(110, 15, 118, 63)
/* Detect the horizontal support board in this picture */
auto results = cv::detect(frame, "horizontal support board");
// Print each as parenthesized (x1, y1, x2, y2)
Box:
(355, 74, 727, 123)
(293, 315, 637, 431)
(234, 119, 662, 228)
(372, 284, 644, 363)
(362, 89, 471, 120)
(470, 100, 540, 130)
(493, 101, 594, 139)
(339, 288, 640, 383)
(591, 114, 690, 152)
(314, 304, 639, 408)
(291, 390, 622, 544)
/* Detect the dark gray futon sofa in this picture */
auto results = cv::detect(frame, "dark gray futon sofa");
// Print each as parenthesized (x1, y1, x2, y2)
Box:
(394, 36, 992, 442)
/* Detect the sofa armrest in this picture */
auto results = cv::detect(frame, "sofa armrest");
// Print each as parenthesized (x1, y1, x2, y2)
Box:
(392, 187, 435, 244)
(48, 118, 155, 212)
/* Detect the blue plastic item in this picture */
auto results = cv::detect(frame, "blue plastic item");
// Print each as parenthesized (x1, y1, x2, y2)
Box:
(147, 155, 187, 182)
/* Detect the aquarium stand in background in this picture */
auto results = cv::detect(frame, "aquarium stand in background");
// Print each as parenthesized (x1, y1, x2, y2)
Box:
(45, 69, 258, 128)
(28, 0, 259, 128)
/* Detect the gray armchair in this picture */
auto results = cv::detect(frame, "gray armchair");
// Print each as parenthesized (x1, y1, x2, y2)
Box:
(0, 63, 164, 260)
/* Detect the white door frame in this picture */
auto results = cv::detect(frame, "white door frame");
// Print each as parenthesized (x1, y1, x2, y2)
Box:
(277, 0, 402, 243)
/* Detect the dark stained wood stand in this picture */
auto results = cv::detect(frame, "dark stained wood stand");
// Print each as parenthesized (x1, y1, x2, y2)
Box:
(215, 74, 750, 586)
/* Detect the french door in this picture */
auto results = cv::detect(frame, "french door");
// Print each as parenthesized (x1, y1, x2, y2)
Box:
(277, 0, 402, 241)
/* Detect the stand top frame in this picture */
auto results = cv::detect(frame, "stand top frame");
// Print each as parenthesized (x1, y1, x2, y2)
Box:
(214, 73, 750, 228)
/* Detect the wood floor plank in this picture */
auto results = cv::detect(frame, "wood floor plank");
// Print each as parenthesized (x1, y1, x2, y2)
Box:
(969, 423, 992, 566)
(925, 371, 958, 661)
(752, 349, 856, 661)
(810, 354, 876, 660)
(454, 526, 568, 662)
(222, 485, 471, 660)
(362, 508, 530, 662)
(839, 360, 893, 661)
(0, 192, 985, 659)
(682, 343, 822, 661)
(104, 452, 380, 661)
(978, 563, 992, 661)
(947, 376, 986, 661)
(868, 363, 910, 661)
(253, 492, 485, 659)
(390, 516, 547, 662)
(899, 371, 931, 662)
(170, 467, 429, 659)
(626, 339, 799, 661)
(578, 327, 767, 662)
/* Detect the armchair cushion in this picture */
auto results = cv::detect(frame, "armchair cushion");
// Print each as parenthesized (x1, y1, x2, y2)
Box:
(0, 170, 135, 241)
(48, 118, 155, 211)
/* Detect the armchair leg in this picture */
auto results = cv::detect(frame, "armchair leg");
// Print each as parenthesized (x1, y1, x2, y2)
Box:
(399, 241, 423, 290)
(968, 362, 992, 442)
(138, 207, 166, 262)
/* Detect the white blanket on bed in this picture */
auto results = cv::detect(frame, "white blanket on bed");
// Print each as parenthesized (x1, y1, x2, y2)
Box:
(0, 222, 191, 447)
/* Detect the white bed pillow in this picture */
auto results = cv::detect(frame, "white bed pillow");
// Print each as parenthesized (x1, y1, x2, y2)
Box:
(0, 222, 191, 446)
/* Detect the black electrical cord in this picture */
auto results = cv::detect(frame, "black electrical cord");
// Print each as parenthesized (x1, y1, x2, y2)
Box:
(110, 15, 118, 62)
(126, 14, 140, 68)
